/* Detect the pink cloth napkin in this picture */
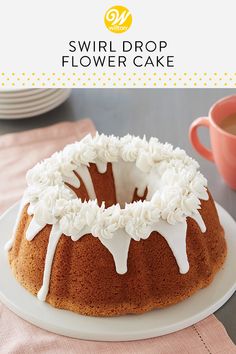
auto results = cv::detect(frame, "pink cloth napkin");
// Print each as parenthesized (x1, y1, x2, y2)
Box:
(0, 120, 235, 354)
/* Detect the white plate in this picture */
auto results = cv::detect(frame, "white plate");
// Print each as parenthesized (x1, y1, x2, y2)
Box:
(0, 89, 44, 98)
(0, 88, 58, 98)
(0, 89, 59, 104)
(0, 90, 71, 119)
(0, 89, 69, 112)
(0, 89, 71, 114)
(0, 202, 235, 341)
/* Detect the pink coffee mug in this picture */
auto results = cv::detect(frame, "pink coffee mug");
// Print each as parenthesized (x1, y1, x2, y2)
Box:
(189, 95, 236, 190)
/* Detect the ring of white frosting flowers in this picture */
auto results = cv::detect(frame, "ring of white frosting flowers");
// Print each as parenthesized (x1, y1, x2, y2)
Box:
(24, 133, 208, 241)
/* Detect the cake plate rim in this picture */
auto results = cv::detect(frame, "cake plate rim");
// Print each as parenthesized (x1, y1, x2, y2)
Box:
(0, 201, 235, 342)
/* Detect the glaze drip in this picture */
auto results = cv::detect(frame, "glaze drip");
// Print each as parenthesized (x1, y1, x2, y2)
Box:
(26, 216, 45, 241)
(5, 133, 209, 303)
(75, 165, 96, 200)
(37, 223, 61, 301)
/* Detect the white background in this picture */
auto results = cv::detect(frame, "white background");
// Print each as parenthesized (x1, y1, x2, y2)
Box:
(0, 0, 236, 89)
(0, 0, 235, 87)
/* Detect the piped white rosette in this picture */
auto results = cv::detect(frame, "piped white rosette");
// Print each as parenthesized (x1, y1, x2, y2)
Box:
(6, 133, 208, 302)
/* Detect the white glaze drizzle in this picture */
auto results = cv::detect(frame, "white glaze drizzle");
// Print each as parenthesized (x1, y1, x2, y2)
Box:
(76, 165, 96, 200)
(154, 220, 189, 274)
(95, 161, 108, 174)
(5, 134, 210, 303)
(21, 133, 208, 230)
(71, 226, 91, 241)
(63, 173, 81, 189)
(100, 229, 131, 274)
(32, 215, 196, 303)
(191, 210, 206, 233)
(112, 161, 135, 205)
(27, 203, 34, 216)
(112, 160, 148, 206)
(30, 208, 202, 301)
(26, 216, 45, 241)
(37, 223, 61, 301)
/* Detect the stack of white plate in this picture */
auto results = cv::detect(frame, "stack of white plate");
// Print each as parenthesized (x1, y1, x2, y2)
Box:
(0, 89, 72, 119)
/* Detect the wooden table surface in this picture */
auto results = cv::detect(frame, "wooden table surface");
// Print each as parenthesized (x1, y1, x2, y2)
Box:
(0, 88, 235, 342)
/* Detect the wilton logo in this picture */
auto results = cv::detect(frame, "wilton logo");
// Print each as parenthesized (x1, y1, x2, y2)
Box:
(104, 5, 132, 33)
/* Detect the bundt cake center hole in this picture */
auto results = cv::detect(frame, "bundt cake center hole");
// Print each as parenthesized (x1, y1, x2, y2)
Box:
(65, 162, 158, 208)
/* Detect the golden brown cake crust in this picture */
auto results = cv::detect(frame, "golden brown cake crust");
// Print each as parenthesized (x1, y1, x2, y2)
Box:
(9, 191, 227, 317)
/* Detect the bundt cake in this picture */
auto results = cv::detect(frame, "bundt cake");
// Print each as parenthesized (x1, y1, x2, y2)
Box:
(5, 133, 227, 316)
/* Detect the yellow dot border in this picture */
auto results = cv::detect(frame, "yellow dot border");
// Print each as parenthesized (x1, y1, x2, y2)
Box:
(0, 72, 236, 88)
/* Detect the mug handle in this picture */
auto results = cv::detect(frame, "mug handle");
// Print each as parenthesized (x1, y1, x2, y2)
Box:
(189, 117, 214, 162)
